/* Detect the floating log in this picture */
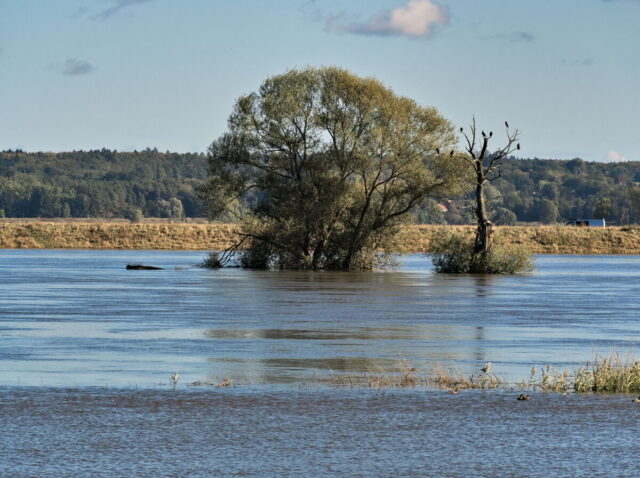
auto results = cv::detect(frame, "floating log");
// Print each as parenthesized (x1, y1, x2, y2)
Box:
(126, 264, 163, 270)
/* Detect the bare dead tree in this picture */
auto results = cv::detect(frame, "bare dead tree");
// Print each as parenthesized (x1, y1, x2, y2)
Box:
(454, 117, 520, 254)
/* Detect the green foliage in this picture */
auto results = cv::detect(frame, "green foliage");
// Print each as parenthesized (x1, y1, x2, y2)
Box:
(592, 196, 611, 220)
(430, 230, 533, 274)
(414, 199, 447, 224)
(536, 198, 559, 224)
(0, 149, 207, 218)
(201, 67, 467, 270)
(123, 207, 144, 223)
(494, 207, 517, 226)
(2, 148, 640, 226)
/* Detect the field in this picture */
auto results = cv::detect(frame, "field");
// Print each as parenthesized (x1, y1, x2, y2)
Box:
(2, 220, 640, 254)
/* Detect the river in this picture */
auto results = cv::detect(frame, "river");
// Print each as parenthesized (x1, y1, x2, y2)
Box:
(1, 250, 639, 476)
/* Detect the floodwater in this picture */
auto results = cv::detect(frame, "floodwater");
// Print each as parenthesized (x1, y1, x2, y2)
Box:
(1, 250, 639, 477)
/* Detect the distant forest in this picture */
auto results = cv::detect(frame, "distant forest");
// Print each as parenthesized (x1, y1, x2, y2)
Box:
(2, 149, 640, 225)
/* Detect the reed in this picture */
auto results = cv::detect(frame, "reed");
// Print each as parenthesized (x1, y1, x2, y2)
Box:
(329, 352, 640, 394)
(573, 352, 640, 393)
(329, 362, 502, 390)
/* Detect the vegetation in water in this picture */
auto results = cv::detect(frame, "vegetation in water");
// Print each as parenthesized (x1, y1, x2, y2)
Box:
(201, 251, 223, 268)
(329, 352, 640, 394)
(199, 67, 468, 270)
(430, 229, 533, 274)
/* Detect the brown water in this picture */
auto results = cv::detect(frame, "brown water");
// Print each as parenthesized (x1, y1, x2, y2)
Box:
(1, 250, 639, 476)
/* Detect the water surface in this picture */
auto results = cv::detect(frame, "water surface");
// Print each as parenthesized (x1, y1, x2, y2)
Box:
(1, 250, 638, 387)
(2, 250, 640, 477)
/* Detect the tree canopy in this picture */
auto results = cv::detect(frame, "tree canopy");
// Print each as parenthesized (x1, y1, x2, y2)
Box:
(200, 67, 467, 270)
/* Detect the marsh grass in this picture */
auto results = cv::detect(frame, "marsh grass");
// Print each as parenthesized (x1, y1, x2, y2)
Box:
(329, 352, 640, 394)
(573, 353, 640, 393)
(399, 225, 640, 255)
(2, 221, 640, 254)
(0, 221, 239, 250)
(329, 363, 425, 389)
(515, 365, 571, 393)
(329, 362, 502, 390)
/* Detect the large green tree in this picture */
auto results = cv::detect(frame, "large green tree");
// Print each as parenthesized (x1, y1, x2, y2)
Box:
(200, 67, 466, 270)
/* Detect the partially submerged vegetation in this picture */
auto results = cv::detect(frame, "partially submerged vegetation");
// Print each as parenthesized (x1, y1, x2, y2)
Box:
(329, 352, 640, 394)
(430, 118, 533, 274)
(573, 353, 640, 393)
(430, 229, 533, 274)
(200, 67, 468, 271)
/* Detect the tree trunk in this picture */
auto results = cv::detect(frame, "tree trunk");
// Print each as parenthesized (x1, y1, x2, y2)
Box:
(473, 173, 493, 254)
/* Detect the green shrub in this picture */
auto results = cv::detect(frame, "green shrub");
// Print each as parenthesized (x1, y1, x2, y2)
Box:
(430, 230, 533, 274)
(124, 207, 144, 223)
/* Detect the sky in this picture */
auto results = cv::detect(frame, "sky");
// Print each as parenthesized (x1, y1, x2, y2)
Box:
(0, 0, 638, 162)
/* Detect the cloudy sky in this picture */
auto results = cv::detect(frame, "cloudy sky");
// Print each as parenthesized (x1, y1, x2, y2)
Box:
(0, 0, 638, 161)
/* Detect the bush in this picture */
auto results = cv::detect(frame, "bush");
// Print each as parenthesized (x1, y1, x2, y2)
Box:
(201, 252, 223, 268)
(124, 207, 144, 223)
(430, 230, 533, 274)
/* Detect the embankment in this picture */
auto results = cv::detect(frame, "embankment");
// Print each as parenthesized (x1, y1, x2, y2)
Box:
(1, 221, 639, 254)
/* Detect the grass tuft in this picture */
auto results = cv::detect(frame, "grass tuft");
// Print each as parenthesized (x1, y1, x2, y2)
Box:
(573, 352, 640, 393)
(329, 352, 640, 394)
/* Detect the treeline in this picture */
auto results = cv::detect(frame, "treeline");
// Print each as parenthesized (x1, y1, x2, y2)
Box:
(416, 157, 640, 225)
(0, 149, 207, 219)
(1, 150, 640, 224)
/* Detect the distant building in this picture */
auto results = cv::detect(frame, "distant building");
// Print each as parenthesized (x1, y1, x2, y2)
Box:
(566, 218, 606, 227)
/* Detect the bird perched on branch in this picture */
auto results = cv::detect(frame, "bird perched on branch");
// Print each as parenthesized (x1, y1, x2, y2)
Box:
(505, 121, 509, 128)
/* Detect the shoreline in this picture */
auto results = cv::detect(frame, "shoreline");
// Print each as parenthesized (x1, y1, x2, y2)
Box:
(1, 220, 640, 254)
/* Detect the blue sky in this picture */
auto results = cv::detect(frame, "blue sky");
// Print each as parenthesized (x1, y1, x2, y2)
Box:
(0, 0, 638, 162)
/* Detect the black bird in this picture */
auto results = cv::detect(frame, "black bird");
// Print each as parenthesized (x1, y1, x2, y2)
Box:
(460, 127, 463, 132)
(482, 130, 486, 138)
(517, 143, 521, 150)
(505, 121, 509, 128)
(489, 131, 493, 138)
(436, 148, 440, 154)
(450, 150, 454, 157)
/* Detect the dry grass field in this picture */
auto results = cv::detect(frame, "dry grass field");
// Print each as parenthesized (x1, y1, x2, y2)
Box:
(1, 220, 639, 254)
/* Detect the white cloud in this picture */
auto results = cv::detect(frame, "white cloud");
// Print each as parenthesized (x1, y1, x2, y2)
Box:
(604, 151, 628, 162)
(327, 0, 448, 38)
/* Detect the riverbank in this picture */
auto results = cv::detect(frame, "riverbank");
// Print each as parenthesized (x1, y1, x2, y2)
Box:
(1, 220, 640, 254)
